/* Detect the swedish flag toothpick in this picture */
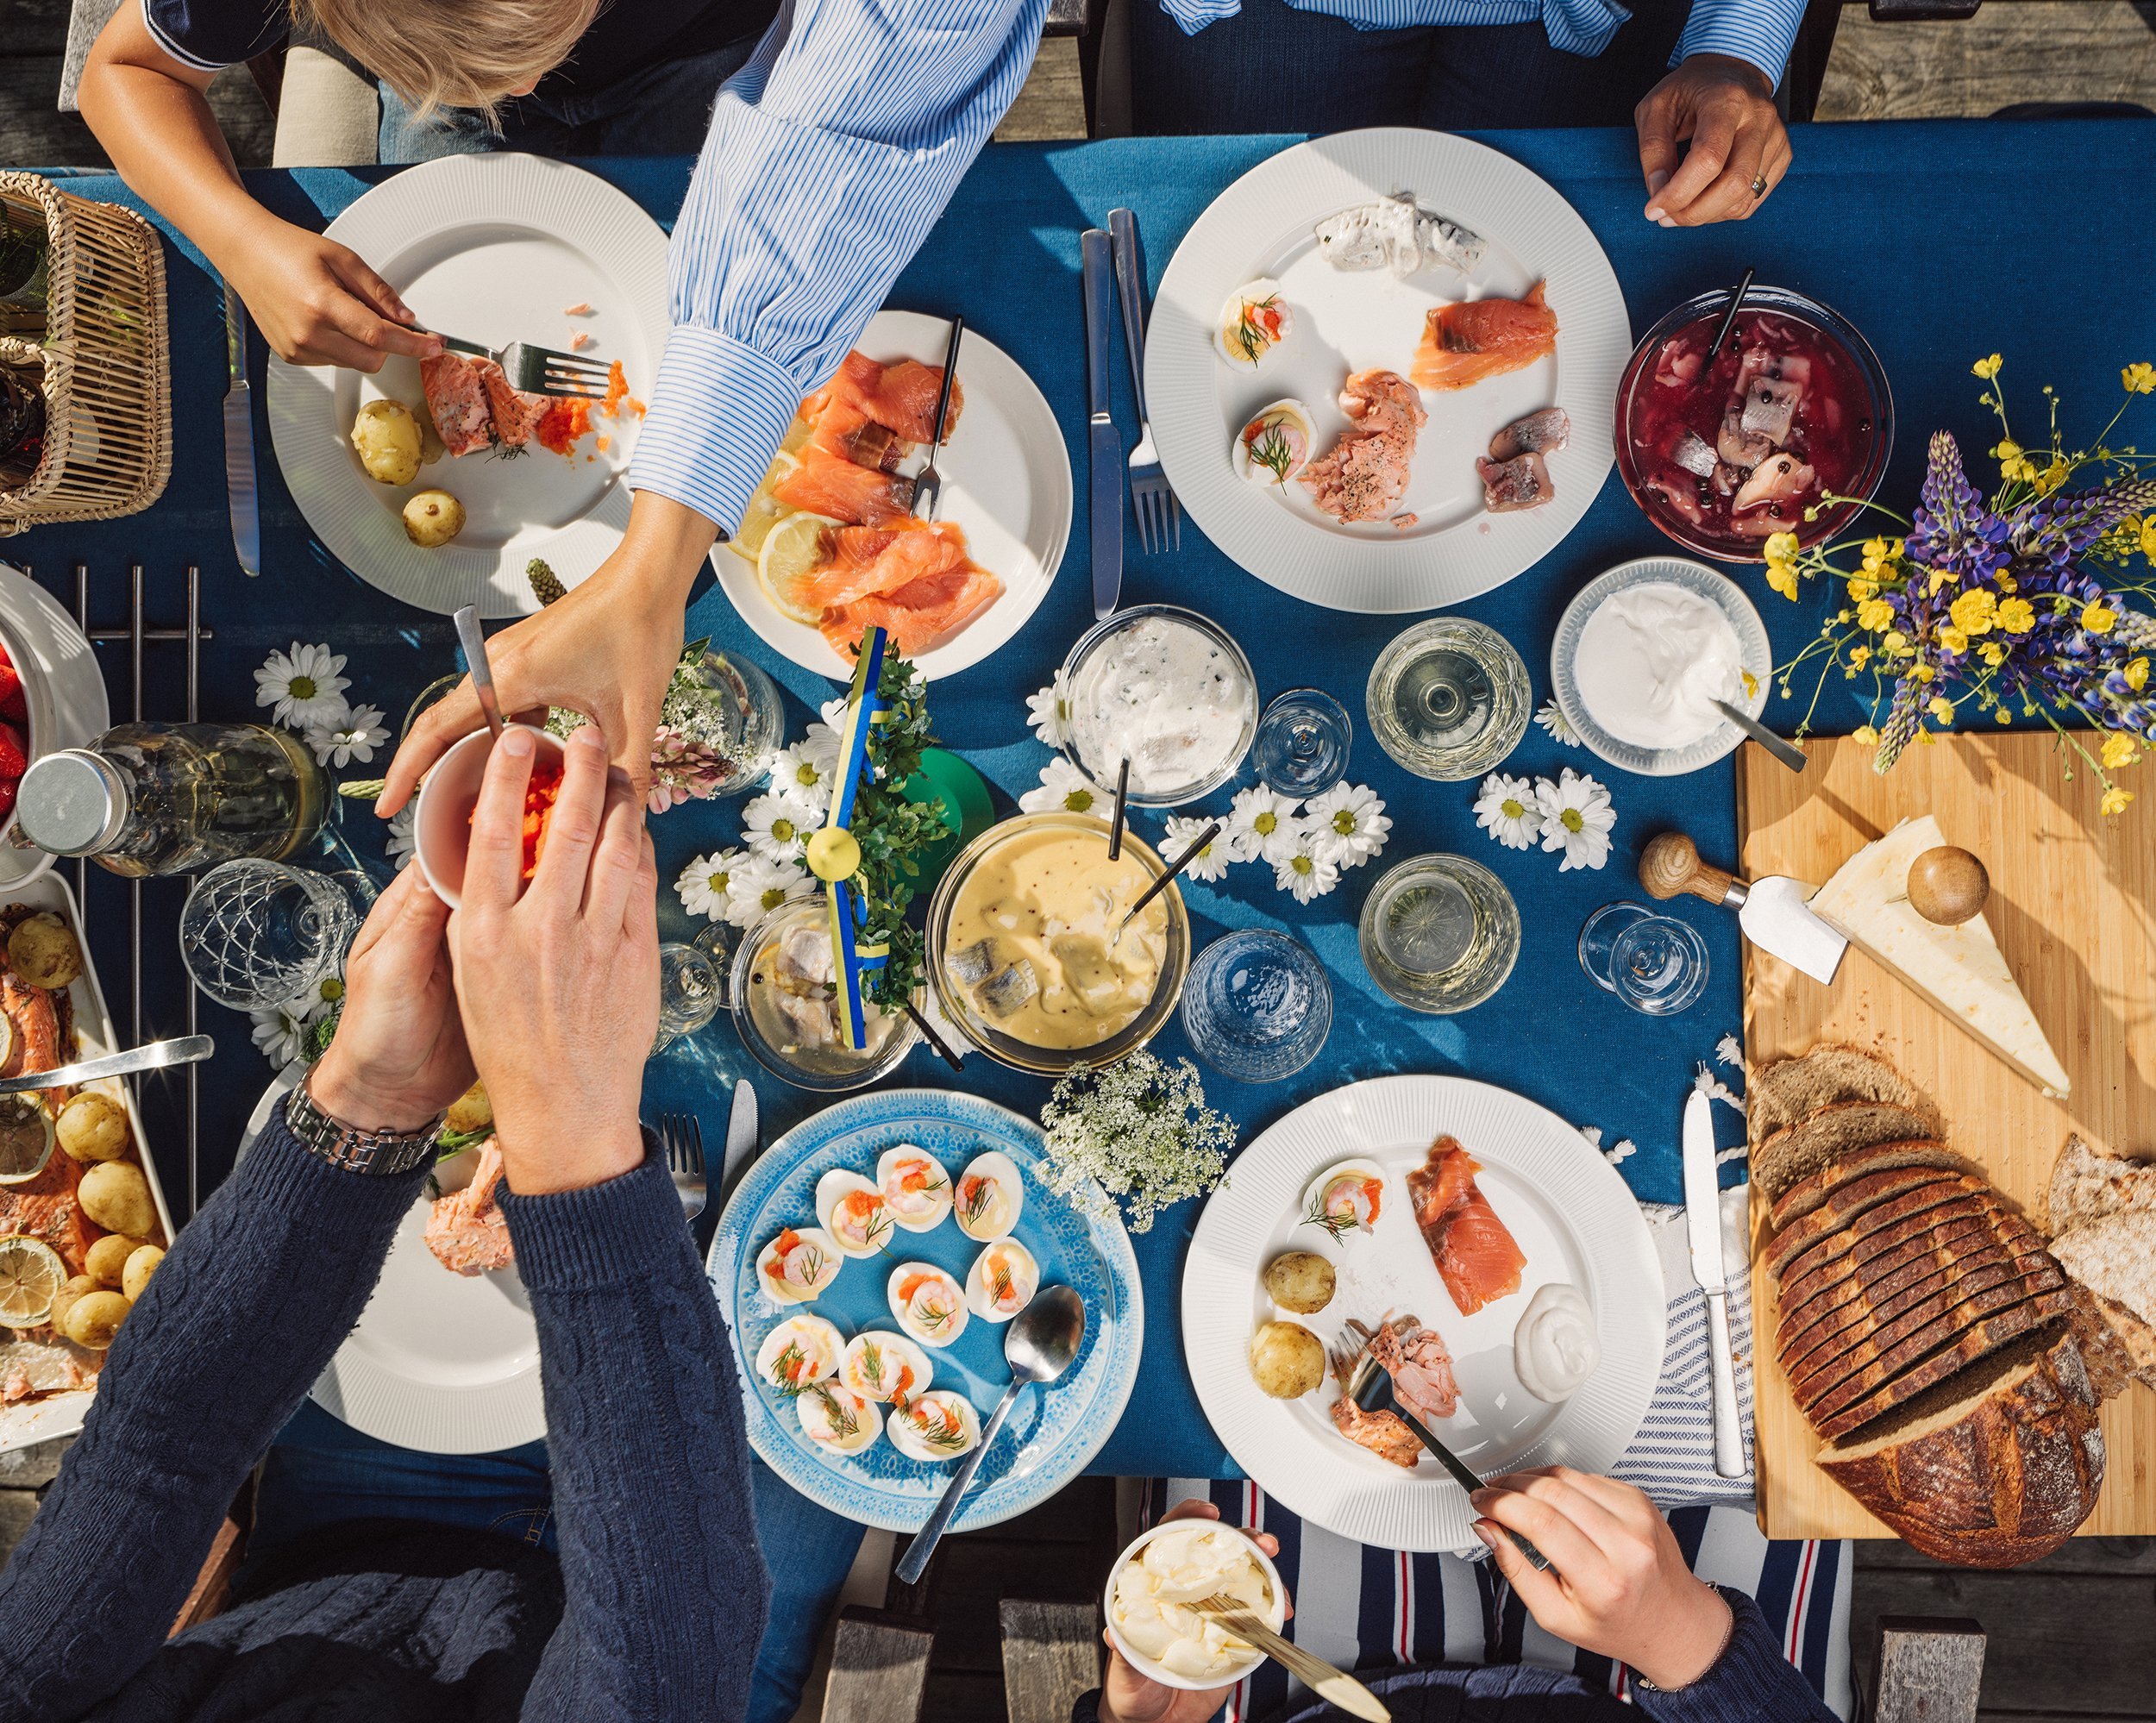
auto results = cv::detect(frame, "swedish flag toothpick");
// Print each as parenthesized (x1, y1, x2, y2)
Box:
(805, 626, 892, 1050)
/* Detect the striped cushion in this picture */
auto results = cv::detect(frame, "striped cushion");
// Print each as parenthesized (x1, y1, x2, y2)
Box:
(1148, 1479, 1852, 1720)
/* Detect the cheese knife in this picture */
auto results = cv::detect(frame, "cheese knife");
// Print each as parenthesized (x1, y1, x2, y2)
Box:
(1081, 228, 1124, 620)
(1683, 1087, 1746, 1479)
(1639, 830, 1846, 985)
(222, 281, 260, 578)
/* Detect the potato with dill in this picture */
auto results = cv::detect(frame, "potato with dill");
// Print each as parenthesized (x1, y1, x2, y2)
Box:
(7, 912, 81, 990)
(1249, 1319, 1327, 1400)
(57, 1091, 128, 1162)
(351, 398, 423, 486)
(63, 1290, 128, 1350)
(78, 1161, 155, 1240)
(84, 1231, 147, 1288)
(1262, 1250, 1336, 1315)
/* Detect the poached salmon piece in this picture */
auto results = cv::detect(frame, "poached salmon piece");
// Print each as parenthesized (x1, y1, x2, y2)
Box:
(1406, 1137, 1527, 1318)
(1411, 282, 1558, 392)
(1300, 368, 1425, 524)
(420, 353, 496, 457)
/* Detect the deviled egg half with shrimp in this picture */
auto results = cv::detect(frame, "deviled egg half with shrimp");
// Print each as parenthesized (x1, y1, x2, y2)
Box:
(964, 1238, 1040, 1324)
(797, 1381, 881, 1457)
(755, 1314, 844, 1398)
(843, 1329, 932, 1407)
(878, 1144, 954, 1233)
(757, 1225, 845, 1304)
(1300, 1159, 1387, 1244)
(888, 1262, 969, 1348)
(1232, 399, 1315, 491)
(887, 1390, 983, 1463)
(817, 1169, 896, 1257)
(1216, 279, 1293, 368)
(954, 1150, 1025, 1242)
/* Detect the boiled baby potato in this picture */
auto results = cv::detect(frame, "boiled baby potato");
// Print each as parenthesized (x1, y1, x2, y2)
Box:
(63, 1289, 128, 1350)
(1249, 1319, 1326, 1400)
(84, 1231, 147, 1288)
(7, 912, 81, 991)
(402, 490, 466, 548)
(351, 398, 423, 486)
(122, 1244, 162, 1300)
(444, 1081, 492, 1138)
(1262, 1250, 1337, 1316)
(78, 1161, 154, 1240)
(48, 1275, 96, 1336)
(415, 398, 447, 466)
(58, 1091, 129, 1163)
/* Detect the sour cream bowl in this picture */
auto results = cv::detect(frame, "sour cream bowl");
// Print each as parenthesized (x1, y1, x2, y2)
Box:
(1103, 1519, 1287, 1691)
(1058, 605, 1257, 809)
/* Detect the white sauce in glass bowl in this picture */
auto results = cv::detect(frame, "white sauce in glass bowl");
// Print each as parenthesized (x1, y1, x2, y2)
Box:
(1512, 1282, 1599, 1404)
(1067, 615, 1251, 798)
(1572, 581, 1747, 751)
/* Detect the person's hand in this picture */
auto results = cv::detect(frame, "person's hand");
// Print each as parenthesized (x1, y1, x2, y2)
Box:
(1472, 1468, 1733, 1690)
(378, 491, 717, 817)
(1635, 54, 1792, 228)
(308, 867, 475, 1133)
(447, 723, 660, 1194)
(223, 210, 443, 372)
(1097, 1501, 1288, 1723)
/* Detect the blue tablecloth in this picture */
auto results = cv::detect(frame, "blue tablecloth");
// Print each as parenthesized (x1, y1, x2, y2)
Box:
(16, 120, 2152, 1481)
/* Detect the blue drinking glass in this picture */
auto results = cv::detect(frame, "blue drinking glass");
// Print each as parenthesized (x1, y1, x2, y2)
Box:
(1181, 928, 1332, 1083)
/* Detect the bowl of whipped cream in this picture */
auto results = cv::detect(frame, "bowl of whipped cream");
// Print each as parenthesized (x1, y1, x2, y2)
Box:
(1550, 556, 1773, 778)
(1104, 1519, 1287, 1690)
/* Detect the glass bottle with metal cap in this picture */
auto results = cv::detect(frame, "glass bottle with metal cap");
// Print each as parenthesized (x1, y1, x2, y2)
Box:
(16, 722, 329, 877)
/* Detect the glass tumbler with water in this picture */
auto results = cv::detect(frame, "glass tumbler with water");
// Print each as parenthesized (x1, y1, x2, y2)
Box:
(1358, 853, 1520, 1013)
(179, 860, 361, 1012)
(1366, 619, 1533, 782)
(1253, 690, 1352, 798)
(1181, 928, 1332, 1082)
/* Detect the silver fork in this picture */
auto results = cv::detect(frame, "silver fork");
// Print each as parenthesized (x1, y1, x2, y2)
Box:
(429, 330, 611, 400)
(656, 1112, 708, 1220)
(908, 316, 965, 522)
(1108, 208, 1180, 554)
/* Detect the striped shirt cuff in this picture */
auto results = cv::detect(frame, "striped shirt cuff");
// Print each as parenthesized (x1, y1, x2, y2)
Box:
(1672, 0, 1806, 89)
(628, 327, 801, 537)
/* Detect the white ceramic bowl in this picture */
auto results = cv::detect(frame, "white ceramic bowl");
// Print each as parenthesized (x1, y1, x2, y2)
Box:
(1101, 1519, 1287, 1692)
(414, 724, 567, 909)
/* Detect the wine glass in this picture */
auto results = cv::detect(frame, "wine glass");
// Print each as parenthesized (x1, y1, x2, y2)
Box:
(179, 860, 360, 1012)
(654, 942, 724, 1052)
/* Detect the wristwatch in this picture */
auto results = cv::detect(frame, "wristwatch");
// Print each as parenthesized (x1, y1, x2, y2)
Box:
(283, 1077, 445, 1176)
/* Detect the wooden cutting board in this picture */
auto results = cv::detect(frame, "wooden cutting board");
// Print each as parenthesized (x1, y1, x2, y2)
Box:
(1737, 732, 2156, 1540)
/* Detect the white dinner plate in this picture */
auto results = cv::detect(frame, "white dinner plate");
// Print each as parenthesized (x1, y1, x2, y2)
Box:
(266, 154, 669, 617)
(712, 310, 1073, 683)
(1181, 1075, 1664, 1553)
(1148, 129, 1628, 614)
(239, 1073, 546, 1455)
(0, 561, 110, 888)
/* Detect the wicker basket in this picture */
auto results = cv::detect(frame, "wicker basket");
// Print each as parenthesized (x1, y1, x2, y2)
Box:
(0, 172, 172, 536)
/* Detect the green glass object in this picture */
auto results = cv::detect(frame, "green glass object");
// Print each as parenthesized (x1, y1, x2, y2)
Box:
(898, 748, 993, 889)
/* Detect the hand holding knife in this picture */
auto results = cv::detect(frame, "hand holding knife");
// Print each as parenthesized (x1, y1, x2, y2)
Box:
(1682, 1087, 1746, 1479)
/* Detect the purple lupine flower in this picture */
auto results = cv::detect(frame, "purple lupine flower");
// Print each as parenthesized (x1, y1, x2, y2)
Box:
(1905, 432, 2010, 584)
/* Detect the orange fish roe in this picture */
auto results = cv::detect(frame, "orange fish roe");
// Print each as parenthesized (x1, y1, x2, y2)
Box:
(536, 398, 592, 455)
(470, 757, 563, 881)
(601, 360, 644, 419)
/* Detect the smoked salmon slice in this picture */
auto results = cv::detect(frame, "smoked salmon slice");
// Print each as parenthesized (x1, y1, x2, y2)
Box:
(1406, 1137, 1526, 1317)
(813, 352, 963, 445)
(774, 445, 912, 526)
(1410, 282, 1558, 393)
(793, 522, 973, 611)
(820, 560, 1001, 661)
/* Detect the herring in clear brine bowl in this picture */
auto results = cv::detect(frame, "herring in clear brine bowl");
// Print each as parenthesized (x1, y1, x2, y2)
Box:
(1615, 285, 1892, 563)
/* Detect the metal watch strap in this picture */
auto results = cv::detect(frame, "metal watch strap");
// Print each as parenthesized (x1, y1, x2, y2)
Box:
(282, 1081, 444, 1176)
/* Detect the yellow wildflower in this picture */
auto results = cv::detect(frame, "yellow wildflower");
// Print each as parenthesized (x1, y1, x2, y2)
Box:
(1928, 696, 1956, 724)
(2101, 786, 2134, 818)
(2128, 657, 2149, 692)
(1949, 588, 1997, 636)
(2141, 518, 2156, 562)
(1763, 530, 1799, 563)
(1972, 354, 2002, 380)
(1846, 577, 1878, 603)
(1996, 707, 2012, 724)
(1919, 730, 1937, 747)
(2102, 732, 2139, 770)
(1927, 567, 1955, 595)
(1856, 597, 1896, 633)
(1860, 536, 1888, 564)
(2034, 458, 2070, 497)
(1995, 570, 2017, 593)
(2083, 600, 2117, 634)
(1883, 630, 1912, 656)
(1766, 559, 1798, 601)
(1996, 597, 2034, 634)
(1848, 645, 1871, 669)
(2124, 362, 2156, 395)
(1938, 626, 1969, 655)
(1911, 663, 1936, 683)
(1741, 668, 1758, 699)
(1980, 642, 2005, 668)
(1853, 725, 1881, 746)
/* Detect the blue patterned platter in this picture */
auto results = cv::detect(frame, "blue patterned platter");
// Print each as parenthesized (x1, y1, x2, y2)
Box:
(707, 1088, 1143, 1532)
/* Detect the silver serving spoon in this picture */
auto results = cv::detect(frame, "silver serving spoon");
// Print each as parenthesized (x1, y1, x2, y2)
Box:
(895, 1284, 1086, 1584)
(0, 1034, 216, 1095)
(1711, 698, 1806, 773)
(452, 605, 506, 742)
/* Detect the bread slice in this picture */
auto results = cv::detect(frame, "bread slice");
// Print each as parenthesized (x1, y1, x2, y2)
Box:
(1777, 1230, 2031, 1372)
(1811, 1291, 2081, 1438)
(1769, 1138, 1969, 1231)
(1767, 1169, 1977, 1283)
(2048, 1134, 2156, 1236)
(1777, 1195, 2005, 1317)
(1790, 1256, 2065, 1404)
(2049, 1209, 2156, 1330)
(2068, 1286, 2156, 1400)
(1755, 1105, 1943, 1208)
(1816, 1326, 2103, 1566)
(1748, 1043, 1930, 1155)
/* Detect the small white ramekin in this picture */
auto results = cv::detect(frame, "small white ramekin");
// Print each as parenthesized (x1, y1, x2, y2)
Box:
(1101, 1519, 1288, 1692)
(413, 724, 567, 910)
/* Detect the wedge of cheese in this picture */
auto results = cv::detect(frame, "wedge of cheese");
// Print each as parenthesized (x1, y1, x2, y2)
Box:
(1810, 816, 2071, 1097)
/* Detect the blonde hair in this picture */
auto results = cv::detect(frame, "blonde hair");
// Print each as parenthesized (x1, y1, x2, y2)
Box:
(296, 0, 601, 121)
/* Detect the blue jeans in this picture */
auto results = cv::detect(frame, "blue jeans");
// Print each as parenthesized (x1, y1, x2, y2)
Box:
(379, 35, 764, 162)
(1131, 0, 1690, 133)
(253, 1401, 865, 1723)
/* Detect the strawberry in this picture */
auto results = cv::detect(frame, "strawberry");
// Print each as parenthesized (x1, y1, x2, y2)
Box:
(0, 662, 24, 724)
(0, 722, 26, 781)
(0, 779, 18, 824)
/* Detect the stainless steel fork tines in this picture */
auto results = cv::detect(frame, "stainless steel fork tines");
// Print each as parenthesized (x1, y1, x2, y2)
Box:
(430, 331, 611, 400)
(1108, 208, 1181, 555)
(656, 1112, 708, 1220)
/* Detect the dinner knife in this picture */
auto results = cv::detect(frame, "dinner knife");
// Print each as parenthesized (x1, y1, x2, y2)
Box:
(1081, 228, 1124, 620)
(0, 1034, 215, 1095)
(222, 281, 261, 578)
(1683, 1087, 1746, 1479)
(1639, 831, 1847, 986)
(719, 1075, 759, 1199)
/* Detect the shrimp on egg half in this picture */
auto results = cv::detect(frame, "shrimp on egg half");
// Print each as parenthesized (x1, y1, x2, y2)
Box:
(877, 1144, 955, 1233)
(816, 1169, 896, 1257)
(1216, 279, 1293, 368)
(1299, 1159, 1387, 1244)
(796, 1382, 881, 1457)
(843, 1329, 932, 1407)
(887, 1390, 982, 1463)
(887, 1262, 969, 1348)
(757, 1225, 845, 1305)
(953, 1150, 1024, 1242)
(755, 1314, 844, 1398)
(1232, 399, 1316, 491)
(964, 1238, 1040, 1324)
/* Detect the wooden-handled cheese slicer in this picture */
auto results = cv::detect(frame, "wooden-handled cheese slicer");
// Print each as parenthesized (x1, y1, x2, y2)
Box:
(1639, 831, 1850, 984)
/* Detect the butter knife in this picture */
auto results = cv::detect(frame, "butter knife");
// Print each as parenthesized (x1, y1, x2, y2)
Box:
(0, 1034, 215, 1095)
(719, 1075, 759, 1200)
(222, 282, 260, 578)
(1683, 1087, 1746, 1478)
(1081, 228, 1123, 621)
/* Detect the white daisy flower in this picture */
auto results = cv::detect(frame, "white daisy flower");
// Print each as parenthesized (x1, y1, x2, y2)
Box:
(250, 1003, 310, 1068)
(726, 853, 814, 930)
(1018, 757, 1106, 817)
(286, 973, 346, 1024)
(765, 740, 835, 813)
(1273, 837, 1338, 904)
(1534, 768, 1615, 872)
(1163, 814, 1233, 884)
(385, 805, 417, 872)
(1473, 773, 1543, 849)
(307, 704, 388, 768)
(1535, 699, 1582, 748)
(1226, 785, 1302, 864)
(741, 792, 819, 864)
(1025, 680, 1071, 748)
(1303, 782, 1389, 868)
(677, 849, 748, 922)
(254, 642, 351, 730)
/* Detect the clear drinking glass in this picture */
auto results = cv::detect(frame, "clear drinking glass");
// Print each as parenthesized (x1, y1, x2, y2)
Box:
(1365, 618, 1532, 782)
(179, 859, 361, 1011)
(679, 649, 786, 798)
(1607, 914, 1709, 1015)
(1252, 689, 1352, 798)
(1357, 853, 1520, 1014)
(1577, 900, 1654, 993)
(654, 941, 724, 1051)
(1180, 928, 1333, 1083)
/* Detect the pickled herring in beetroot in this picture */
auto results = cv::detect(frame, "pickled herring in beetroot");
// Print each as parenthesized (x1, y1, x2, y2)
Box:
(1627, 310, 1874, 551)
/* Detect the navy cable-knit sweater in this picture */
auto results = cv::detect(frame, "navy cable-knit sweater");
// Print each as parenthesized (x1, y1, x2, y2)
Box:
(0, 1112, 766, 1721)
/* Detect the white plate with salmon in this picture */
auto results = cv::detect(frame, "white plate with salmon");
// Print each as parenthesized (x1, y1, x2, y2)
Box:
(1181, 1075, 1662, 1552)
(266, 154, 664, 617)
(1148, 129, 1628, 614)
(717, 310, 1072, 681)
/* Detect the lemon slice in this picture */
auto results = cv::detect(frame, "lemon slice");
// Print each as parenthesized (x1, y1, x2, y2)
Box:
(758, 510, 839, 628)
(0, 1236, 66, 1329)
(778, 412, 815, 457)
(731, 451, 801, 562)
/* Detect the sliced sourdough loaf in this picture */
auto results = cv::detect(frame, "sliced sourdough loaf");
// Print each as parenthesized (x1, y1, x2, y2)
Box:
(1777, 1212, 2006, 1347)
(1777, 1195, 2004, 1317)
(2046, 1134, 2156, 1235)
(1769, 1138, 1970, 1231)
(1789, 1256, 2065, 1405)
(1812, 1293, 2081, 1439)
(1816, 1326, 2103, 1567)
(2068, 1286, 2156, 1399)
(1767, 1169, 1978, 1283)
(1755, 1105, 1943, 1208)
(2049, 1209, 2156, 1329)
(1777, 1233, 2028, 1374)
(1747, 1044, 1932, 1155)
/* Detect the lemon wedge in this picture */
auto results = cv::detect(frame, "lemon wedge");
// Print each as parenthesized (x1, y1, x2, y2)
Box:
(731, 451, 801, 562)
(778, 412, 815, 457)
(0, 1236, 67, 1329)
(757, 511, 839, 628)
